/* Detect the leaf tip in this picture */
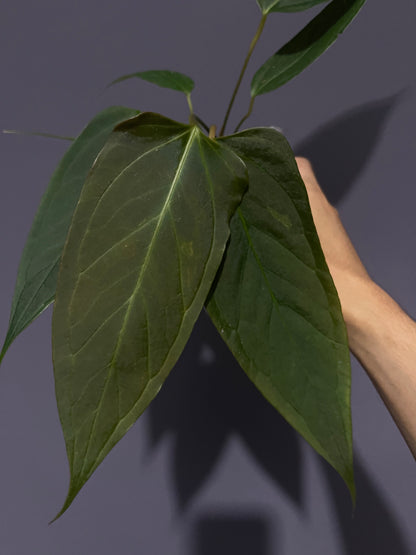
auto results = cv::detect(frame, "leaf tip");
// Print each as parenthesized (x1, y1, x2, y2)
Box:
(0, 333, 13, 367)
(346, 465, 357, 512)
(49, 482, 80, 524)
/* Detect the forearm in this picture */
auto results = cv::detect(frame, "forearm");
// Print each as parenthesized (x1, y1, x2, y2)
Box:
(304, 184, 416, 451)
(345, 278, 416, 459)
(296, 157, 416, 459)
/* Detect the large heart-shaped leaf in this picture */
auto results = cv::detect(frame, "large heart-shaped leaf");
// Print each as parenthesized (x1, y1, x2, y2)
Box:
(252, 0, 367, 96)
(52, 112, 247, 517)
(0, 106, 139, 365)
(207, 127, 355, 501)
(257, 0, 328, 14)
(109, 70, 195, 95)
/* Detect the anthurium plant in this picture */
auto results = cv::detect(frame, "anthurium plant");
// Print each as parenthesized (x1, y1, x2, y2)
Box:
(1, 0, 366, 519)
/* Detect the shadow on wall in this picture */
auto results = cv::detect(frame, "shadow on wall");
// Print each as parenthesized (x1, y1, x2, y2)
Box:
(295, 93, 403, 205)
(147, 93, 410, 554)
(189, 512, 272, 555)
(148, 313, 410, 553)
(148, 310, 303, 511)
(321, 458, 410, 555)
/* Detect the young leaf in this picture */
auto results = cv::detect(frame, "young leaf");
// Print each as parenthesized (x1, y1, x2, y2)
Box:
(109, 70, 195, 95)
(256, 0, 281, 13)
(272, 0, 330, 12)
(257, 0, 328, 13)
(251, 0, 367, 96)
(207, 127, 355, 502)
(0, 106, 139, 365)
(52, 112, 247, 517)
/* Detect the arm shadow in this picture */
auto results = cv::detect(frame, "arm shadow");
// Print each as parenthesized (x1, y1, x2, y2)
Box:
(294, 93, 403, 204)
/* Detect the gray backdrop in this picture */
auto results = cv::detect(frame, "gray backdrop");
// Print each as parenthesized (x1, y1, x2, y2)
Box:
(0, 0, 415, 553)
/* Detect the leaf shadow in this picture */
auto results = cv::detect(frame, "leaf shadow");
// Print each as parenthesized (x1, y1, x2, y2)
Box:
(147, 313, 410, 553)
(321, 455, 411, 554)
(147, 310, 303, 511)
(189, 511, 274, 555)
(294, 93, 403, 204)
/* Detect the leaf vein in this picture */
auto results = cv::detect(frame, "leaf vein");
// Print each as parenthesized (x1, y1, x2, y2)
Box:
(77, 127, 197, 478)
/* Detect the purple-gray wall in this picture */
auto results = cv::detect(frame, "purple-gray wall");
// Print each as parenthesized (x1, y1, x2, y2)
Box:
(0, 0, 415, 553)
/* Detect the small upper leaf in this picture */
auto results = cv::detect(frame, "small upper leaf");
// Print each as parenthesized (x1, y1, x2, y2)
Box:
(207, 127, 355, 502)
(252, 0, 367, 96)
(52, 112, 247, 517)
(109, 70, 195, 95)
(256, 0, 281, 13)
(0, 106, 139, 365)
(271, 0, 330, 12)
(257, 0, 328, 13)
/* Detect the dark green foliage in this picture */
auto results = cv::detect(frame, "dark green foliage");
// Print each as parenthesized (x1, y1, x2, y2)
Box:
(0, 106, 139, 364)
(109, 70, 195, 95)
(52, 113, 247, 516)
(252, 0, 367, 96)
(207, 128, 354, 501)
(0, 0, 370, 517)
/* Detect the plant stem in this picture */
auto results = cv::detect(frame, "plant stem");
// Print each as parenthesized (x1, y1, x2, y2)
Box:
(219, 14, 267, 136)
(234, 97, 256, 133)
(186, 93, 194, 116)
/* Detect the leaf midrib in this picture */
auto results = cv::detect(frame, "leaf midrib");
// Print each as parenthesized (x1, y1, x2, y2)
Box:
(77, 134, 242, 492)
(77, 126, 198, 478)
(75, 129, 191, 263)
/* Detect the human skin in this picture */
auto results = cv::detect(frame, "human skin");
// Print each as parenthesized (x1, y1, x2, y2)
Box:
(296, 157, 416, 460)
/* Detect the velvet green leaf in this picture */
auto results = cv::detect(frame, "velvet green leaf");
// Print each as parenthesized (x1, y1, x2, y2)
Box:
(251, 0, 367, 96)
(52, 112, 248, 517)
(109, 70, 195, 95)
(257, 0, 328, 13)
(207, 127, 355, 502)
(0, 106, 139, 365)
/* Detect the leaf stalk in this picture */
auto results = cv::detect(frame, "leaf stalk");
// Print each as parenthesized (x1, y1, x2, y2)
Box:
(234, 97, 256, 133)
(186, 93, 194, 116)
(219, 14, 267, 136)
